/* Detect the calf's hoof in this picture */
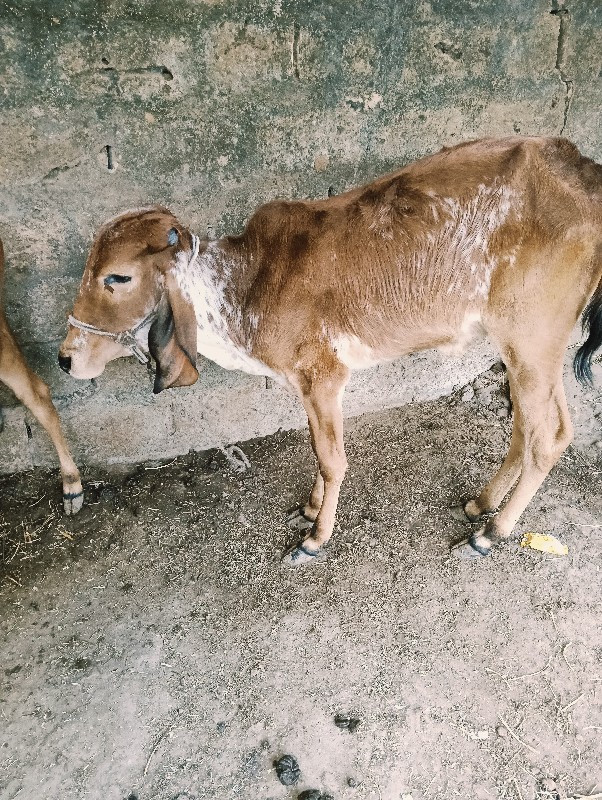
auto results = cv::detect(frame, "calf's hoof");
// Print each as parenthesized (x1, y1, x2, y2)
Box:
(63, 487, 84, 515)
(281, 540, 322, 566)
(451, 529, 493, 559)
(450, 504, 472, 522)
(462, 499, 485, 523)
(286, 505, 316, 531)
(450, 499, 496, 524)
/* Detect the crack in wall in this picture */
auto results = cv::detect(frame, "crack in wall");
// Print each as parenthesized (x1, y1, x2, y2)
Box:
(551, 5, 574, 135)
(291, 21, 300, 79)
(351, 0, 399, 186)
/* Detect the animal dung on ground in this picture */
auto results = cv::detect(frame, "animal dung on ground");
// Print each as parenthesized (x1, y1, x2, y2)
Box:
(298, 793, 334, 800)
(520, 532, 568, 556)
(274, 754, 301, 785)
(334, 713, 361, 732)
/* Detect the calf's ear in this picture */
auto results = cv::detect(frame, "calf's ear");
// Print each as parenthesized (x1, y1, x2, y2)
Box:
(148, 273, 199, 393)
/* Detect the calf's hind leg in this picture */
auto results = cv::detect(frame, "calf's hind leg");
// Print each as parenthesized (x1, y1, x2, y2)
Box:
(456, 350, 572, 557)
(455, 237, 599, 557)
(0, 333, 83, 514)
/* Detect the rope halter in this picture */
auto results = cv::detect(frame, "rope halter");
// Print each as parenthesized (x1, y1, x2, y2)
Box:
(67, 234, 200, 365)
(67, 310, 155, 364)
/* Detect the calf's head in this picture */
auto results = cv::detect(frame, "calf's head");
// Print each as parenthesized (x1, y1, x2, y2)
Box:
(59, 207, 200, 393)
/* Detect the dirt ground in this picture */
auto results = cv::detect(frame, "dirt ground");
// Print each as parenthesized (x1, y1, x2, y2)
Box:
(1, 377, 601, 800)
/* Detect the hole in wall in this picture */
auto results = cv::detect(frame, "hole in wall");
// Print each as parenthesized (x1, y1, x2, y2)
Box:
(104, 145, 115, 171)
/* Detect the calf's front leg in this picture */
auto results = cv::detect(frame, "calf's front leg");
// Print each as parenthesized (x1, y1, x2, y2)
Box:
(282, 365, 349, 565)
(286, 442, 324, 531)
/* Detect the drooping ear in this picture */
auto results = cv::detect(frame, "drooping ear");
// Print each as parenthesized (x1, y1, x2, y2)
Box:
(148, 272, 199, 393)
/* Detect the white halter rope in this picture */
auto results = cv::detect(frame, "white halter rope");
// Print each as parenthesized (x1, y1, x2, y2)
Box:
(67, 310, 155, 364)
(67, 234, 200, 365)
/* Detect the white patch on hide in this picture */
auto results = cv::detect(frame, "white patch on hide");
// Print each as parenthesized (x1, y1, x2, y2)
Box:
(172, 243, 282, 381)
(331, 334, 380, 370)
(408, 183, 517, 303)
(442, 183, 515, 299)
(72, 330, 88, 349)
(439, 310, 486, 356)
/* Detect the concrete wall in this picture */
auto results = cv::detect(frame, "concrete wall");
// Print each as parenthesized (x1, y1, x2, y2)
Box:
(1, 1, 601, 471)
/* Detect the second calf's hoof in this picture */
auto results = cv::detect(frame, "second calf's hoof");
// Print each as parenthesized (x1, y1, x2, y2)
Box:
(63, 488, 84, 515)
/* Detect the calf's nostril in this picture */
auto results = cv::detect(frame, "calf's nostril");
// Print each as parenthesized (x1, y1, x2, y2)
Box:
(58, 354, 72, 373)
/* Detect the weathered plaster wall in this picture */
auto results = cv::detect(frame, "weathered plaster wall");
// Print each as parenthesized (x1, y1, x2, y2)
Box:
(0, 0, 601, 471)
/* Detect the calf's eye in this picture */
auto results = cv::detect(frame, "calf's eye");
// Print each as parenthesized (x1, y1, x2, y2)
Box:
(104, 274, 132, 286)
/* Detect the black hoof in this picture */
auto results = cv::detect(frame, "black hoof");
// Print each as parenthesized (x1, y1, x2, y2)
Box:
(281, 541, 321, 566)
(286, 505, 316, 532)
(450, 504, 472, 522)
(451, 531, 493, 559)
(463, 501, 483, 523)
(63, 490, 84, 500)
(63, 489, 84, 515)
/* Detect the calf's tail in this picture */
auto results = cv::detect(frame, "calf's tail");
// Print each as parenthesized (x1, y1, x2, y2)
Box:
(574, 275, 602, 385)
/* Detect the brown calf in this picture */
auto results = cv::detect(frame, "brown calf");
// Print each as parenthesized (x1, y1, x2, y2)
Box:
(1, 240, 83, 513)
(59, 136, 602, 562)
